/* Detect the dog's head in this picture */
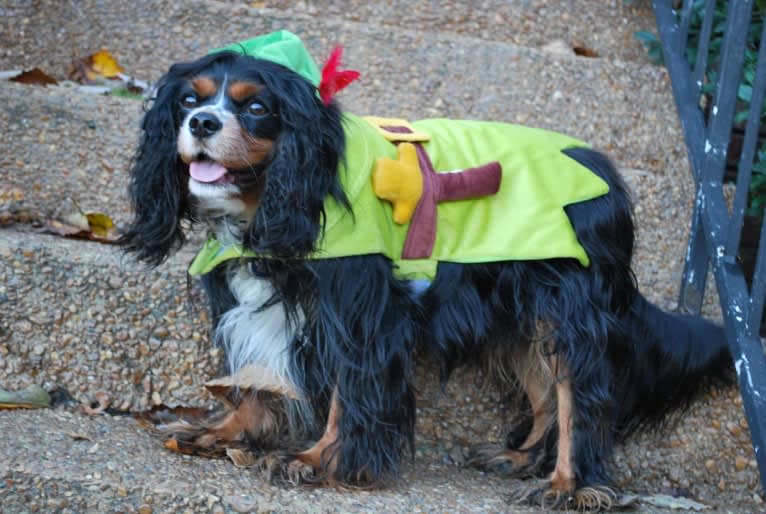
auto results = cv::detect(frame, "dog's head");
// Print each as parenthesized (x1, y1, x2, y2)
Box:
(121, 50, 347, 266)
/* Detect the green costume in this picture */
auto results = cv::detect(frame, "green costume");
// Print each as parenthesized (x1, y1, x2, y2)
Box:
(189, 32, 611, 281)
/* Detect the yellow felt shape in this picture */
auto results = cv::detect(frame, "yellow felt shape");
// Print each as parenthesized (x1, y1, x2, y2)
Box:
(363, 116, 431, 142)
(372, 142, 424, 224)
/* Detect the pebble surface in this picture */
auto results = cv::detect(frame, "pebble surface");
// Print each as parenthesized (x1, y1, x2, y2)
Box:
(1, 0, 764, 511)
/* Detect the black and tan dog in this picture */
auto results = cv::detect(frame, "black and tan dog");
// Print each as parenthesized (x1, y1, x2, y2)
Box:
(121, 31, 731, 509)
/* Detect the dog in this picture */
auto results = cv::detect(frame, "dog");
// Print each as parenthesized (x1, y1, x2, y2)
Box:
(120, 31, 732, 509)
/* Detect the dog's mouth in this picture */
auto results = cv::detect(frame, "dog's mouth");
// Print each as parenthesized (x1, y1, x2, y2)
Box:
(189, 156, 233, 185)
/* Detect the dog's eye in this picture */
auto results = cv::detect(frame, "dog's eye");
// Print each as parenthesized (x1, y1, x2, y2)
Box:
(181, 94, 198, 108)
(247, 101, 268, 116)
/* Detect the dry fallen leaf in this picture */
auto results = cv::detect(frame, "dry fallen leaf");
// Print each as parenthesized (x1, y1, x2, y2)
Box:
(573, 45, 599, 58)
(134, 366, 300, 460)
(60, 211, 90, 232)
(85, 212, 114, 237)
(68, 49, 124, 84)
(0, 385, 51, 409)
(90, 49, 124, 78)
(205, 364, 301, 401)
(6, 68, 58, 86)
(42, 209, 119, 244)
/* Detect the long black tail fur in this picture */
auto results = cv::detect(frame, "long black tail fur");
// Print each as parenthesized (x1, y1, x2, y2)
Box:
(614, 293, 732, 436)
(564, 146, 732, 439)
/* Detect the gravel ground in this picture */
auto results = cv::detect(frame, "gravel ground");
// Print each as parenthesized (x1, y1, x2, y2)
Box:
(1, 0, 684, 171)
(255, 0, 656, 63)
(1, 0, 764, 511)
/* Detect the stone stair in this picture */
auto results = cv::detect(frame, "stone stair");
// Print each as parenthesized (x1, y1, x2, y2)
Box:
(0, 0, 762, 511)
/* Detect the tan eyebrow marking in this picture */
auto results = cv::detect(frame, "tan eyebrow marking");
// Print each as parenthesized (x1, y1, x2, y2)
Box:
(190, 76, 218, 97)
(229, 81, 263, 103)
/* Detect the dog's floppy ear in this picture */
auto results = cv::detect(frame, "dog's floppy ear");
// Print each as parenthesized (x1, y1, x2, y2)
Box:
(247, 65, 347, 258)
(119, 68, 190, 267)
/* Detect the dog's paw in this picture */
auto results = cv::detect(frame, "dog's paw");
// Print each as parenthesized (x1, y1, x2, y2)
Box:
(465, 443, 544, 477)
(254, 449, 327, 486)
(508, 478, 617, 511)
(508, 478, 574, 510)
(285, 456, 323, 485)
(256, 450, 291, 483)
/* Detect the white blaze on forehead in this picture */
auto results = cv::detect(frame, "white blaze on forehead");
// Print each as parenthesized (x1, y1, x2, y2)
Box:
(177, 73, 234, 159)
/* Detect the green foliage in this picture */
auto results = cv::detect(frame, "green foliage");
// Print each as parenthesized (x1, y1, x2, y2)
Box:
(635, 30, 664, 65)
(638, 1, 766, 218)
(109, 87, 144, 100)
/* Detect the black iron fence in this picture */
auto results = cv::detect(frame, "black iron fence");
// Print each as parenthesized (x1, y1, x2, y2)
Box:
(653, 0, 766, 494)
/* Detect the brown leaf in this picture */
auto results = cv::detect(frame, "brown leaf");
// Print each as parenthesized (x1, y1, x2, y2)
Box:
(8, 68, 58, 86)
(68, 49, 124, 84)
(226, 448, 258, 468)
(573, 45, 599, 58)
(205, 364, 300, 401)
(42, 210, 119, 244)
(0, 385, 51, 409)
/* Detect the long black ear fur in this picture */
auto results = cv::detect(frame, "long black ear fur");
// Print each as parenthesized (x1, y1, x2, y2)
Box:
(245, 60, 347, 259)
(119, 70, 190, 266)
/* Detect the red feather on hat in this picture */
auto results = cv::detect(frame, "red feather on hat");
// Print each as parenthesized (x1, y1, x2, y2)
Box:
(319, 46, 361, 105)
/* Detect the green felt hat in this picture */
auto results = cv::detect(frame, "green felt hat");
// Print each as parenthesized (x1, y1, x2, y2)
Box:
(210, 30, 321, 86)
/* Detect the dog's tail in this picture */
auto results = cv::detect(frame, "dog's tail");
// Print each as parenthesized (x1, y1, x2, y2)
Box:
(614, 293, 733, 436)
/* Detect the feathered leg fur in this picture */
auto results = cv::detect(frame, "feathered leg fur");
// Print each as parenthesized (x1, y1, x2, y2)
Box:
(446, 148, 731, 508)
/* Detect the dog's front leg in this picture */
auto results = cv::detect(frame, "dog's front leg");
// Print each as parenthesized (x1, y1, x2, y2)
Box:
(287, 389, 341, 481)
(296, 257, 417, 486)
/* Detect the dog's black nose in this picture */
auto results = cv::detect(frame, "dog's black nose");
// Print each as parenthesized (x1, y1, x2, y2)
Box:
(188, 112, 222, 138)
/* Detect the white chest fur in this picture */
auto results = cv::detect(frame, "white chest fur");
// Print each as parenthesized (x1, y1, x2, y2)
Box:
(216, 266, 301, 382)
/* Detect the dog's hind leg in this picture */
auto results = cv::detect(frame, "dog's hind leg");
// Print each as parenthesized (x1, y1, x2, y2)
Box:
(509, 354, 618, 511)
(468, 343, 554, 476)
(543, 357, 576, 504)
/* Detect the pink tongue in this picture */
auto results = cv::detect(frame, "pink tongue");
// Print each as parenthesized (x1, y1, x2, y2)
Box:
(189, 161, 228, 183)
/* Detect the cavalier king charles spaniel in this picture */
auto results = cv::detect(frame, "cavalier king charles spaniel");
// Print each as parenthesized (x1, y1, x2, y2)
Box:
(120, 33, 731, 510)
